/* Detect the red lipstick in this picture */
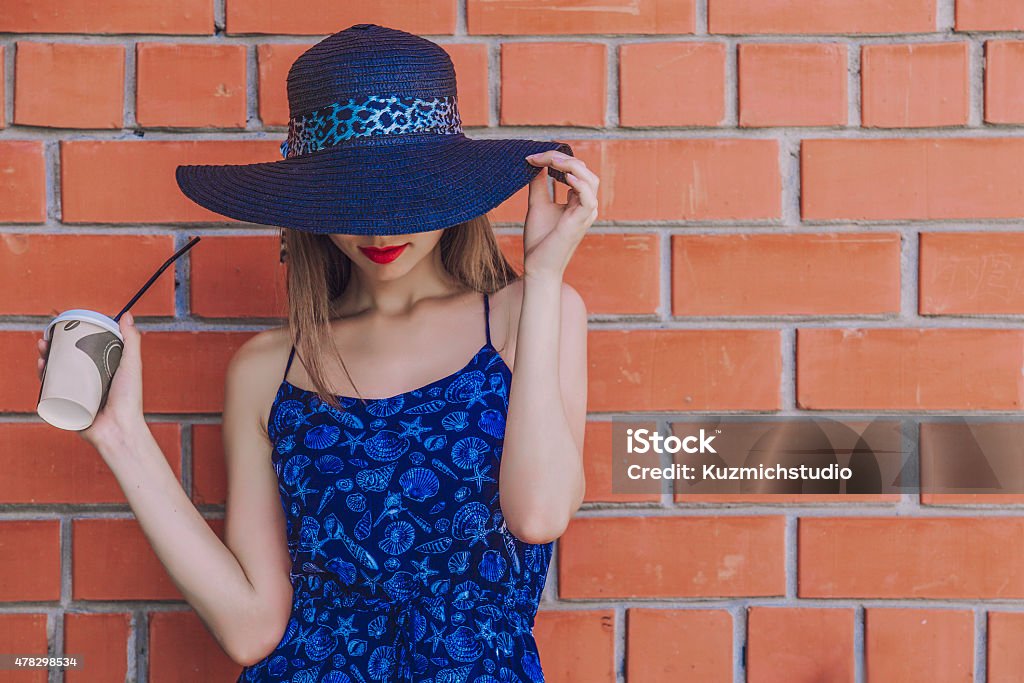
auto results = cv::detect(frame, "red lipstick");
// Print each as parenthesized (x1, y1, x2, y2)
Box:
(359, 244, 408, 264)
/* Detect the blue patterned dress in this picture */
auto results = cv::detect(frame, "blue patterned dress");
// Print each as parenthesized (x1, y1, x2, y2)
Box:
(239, 292, 553, 683)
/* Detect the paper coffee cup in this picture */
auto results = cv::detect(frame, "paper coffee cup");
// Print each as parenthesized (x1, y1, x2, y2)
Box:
(37, 310, 124, 431)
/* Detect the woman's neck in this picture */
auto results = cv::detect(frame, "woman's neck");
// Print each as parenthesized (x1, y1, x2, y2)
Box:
(333, 247, 467, 317)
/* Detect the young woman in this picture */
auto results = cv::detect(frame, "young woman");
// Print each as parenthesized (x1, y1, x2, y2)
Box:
(35, 23, 596, 683)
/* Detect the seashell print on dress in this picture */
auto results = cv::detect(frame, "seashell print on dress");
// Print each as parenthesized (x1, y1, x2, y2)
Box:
(239, 294, 554, 683)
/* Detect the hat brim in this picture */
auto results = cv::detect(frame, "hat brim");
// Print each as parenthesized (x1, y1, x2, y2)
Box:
(174, 134, 574, 235)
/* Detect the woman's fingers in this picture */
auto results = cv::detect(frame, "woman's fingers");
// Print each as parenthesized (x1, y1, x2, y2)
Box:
(528, 151, 599, 187)
(37, 337, 49, 380)
(563, 172, 597, 213)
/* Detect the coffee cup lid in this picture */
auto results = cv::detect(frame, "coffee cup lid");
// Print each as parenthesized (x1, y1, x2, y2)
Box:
(44, 309, 124, 342)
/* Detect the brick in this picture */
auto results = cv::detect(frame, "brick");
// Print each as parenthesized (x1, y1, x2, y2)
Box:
(498, 139, 780, 222)
(738, 43, 847, 127)
(0, 141, 46, 223)
(0, 423, 181, 504)
(0, 614, 48, 683)
(984, 40, 1024, 124)
(64, 612, 130, 683)
(444, 43, 490, 128)
(14, 42, 124, 129)
(1, 330, 256, 414)
(501, 43, 606, 127)
(136, 43, 247, 128)
(148, 611, 241, 680)
(256, 43, 312, 126)
(0, 233, 176, 316)
(800, 517, 1024, 598)
(802, 137, 1024, 220)
(486, 184, 534, 224)
(920, 232, 1024, 314)
(862, 43, 969, 128)
(226, 3, 455, 35)
(559, 516, 786, 598)
(957, 0, 1024, 31)
(189, 234, 288, 318)
(0, 520, 61, 601)
(710, 0, 935, 34)
(580, 420, 661, 503)
(139, 331, 258, 413)
(570, 138, 780, 221)
(192, 423, 225, 505)
(73, 518, 223, 600)
(0, 0, 212, 34)
(496, 232, 659, 315)
(589, 329, 781, 412)
(59, 140, 280, 224)
(797, 328, 1024, 410)
(989, 612, 1024, 683)
(865, 608, 973, 683)
(534, 610, 615, 683)
(672, 232, 900, 315)
(1, 331, 49, 412)
(620, 42, 726, 127)
(627, 608, 732, 682)
(747, 607, 854, 683)
(468, 0, 695, 35)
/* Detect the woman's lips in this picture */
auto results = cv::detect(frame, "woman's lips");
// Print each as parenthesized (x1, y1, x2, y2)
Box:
(358, 244, 408, 264)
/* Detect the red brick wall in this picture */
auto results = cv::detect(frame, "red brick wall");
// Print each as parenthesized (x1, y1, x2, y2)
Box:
(4, 2, 1024, 682)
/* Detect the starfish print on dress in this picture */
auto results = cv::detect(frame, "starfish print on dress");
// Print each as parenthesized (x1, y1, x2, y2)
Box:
(475, 617, 498, 648)
(425, 622, 447, 653)
(464, 464, 496, 493)
(332, 613, 358, 644)
(338, 429, 366, 455)
(462, 385, 492, 410)
(398, 415, 432, 443)
(292, 475, 321, 506)
(411, 557, 439, 585)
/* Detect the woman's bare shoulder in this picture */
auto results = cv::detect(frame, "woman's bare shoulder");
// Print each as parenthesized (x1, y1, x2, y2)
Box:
(230, 325, 291, 376)
(224, 325, 293, 436)
(487, 277, 586, 370)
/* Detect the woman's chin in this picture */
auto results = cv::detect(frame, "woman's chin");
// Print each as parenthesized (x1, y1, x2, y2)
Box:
(356, 262, 411, 280)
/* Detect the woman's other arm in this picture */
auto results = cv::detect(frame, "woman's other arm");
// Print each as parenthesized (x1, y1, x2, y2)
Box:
(54, 326, 294, 666)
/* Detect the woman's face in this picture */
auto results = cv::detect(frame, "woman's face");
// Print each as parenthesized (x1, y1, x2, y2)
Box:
(329, 228, 445, 281)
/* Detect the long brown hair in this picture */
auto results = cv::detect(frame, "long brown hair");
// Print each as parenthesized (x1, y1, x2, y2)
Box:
(279, 214, 519, 412)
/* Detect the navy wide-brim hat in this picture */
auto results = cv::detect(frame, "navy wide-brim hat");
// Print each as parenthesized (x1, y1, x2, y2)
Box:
(174, 23, 574, 236)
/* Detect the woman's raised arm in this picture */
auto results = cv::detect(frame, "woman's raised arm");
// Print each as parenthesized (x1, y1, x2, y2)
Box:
(498, 149, 598, 543)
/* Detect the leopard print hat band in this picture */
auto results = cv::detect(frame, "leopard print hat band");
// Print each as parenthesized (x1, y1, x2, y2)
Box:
(279, 94, 464, 160)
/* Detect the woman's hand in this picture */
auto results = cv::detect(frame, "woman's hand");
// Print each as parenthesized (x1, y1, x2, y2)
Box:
(36, 311, 146, 449)
(523, 150, 599, 279)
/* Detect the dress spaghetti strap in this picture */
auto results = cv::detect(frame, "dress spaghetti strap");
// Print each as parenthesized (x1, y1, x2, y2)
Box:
(283, 344, 297, 383)
(483, 291, 492, 347)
